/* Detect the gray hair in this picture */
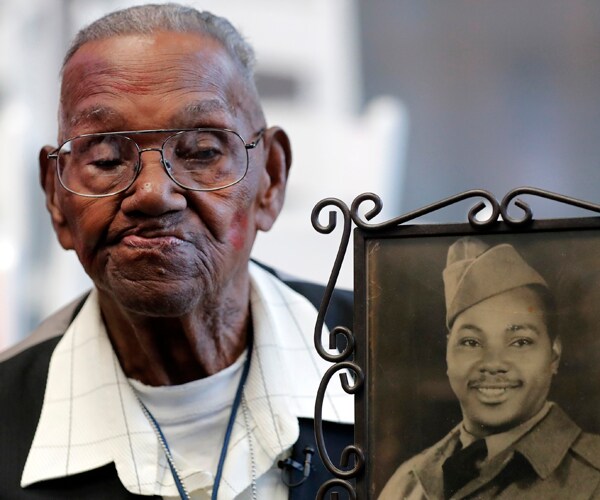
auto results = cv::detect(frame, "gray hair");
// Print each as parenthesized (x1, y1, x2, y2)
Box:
(63, 3, 256, 81)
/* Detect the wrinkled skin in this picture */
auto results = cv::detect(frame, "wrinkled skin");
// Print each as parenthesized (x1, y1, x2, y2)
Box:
(40, 32, 291, 385)
(446, 287, 561, 437)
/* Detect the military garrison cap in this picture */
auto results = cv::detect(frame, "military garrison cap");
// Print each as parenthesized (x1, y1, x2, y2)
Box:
(443, 237, 548, 327)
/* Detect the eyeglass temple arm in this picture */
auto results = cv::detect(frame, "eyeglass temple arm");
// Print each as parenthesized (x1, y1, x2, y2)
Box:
(245, 128, 266, 149)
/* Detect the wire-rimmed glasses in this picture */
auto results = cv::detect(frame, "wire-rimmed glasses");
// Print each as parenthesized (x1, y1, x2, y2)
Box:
(47, 128, 265, 198)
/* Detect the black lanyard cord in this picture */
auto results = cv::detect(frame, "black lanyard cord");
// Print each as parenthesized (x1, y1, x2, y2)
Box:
(138, 330, 254, 500)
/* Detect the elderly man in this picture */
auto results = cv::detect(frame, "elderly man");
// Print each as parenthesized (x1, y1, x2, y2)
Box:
(0, 4, 352, 498)
(380, 237, 600, 499)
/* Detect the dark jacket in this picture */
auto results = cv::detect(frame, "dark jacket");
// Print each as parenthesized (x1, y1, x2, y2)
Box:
(0, 271, 353, 499)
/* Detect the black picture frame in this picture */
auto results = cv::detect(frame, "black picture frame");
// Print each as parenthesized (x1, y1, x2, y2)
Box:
(312, 188, 600, 499)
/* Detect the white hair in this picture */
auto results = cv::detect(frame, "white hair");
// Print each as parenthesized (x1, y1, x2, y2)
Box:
(63, 3, 256, 82)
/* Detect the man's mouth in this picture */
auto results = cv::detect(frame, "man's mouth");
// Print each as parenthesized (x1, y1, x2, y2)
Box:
(477, 386, 509, 398)
(469, 381, 521, 402)
(121, 234, 185, 249)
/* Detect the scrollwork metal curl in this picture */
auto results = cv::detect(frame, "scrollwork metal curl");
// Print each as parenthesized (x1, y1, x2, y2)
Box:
(312, 197, 351, 235)
(350, 189, 500, 230)
(316, 479, 358, 500)
(350, 192, 384, 224)
(314, 361, 365, 482)
(311, 198, 355, 363)
(501, 186, 600, 226)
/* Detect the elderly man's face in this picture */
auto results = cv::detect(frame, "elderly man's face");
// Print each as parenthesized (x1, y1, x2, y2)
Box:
(41, 32, 287, 316)
(446, 287, 561, 437)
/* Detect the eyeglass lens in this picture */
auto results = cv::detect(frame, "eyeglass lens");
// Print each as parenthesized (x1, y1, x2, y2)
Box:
(57, 130, 248, 196)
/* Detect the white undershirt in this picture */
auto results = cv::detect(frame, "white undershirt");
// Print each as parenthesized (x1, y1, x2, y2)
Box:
(129, 351, 248, 484)
(129, 351, 287, 499)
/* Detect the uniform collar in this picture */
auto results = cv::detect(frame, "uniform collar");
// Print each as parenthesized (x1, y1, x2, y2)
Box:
(512, 404, 581, 479)
(458, 401, 553, 462)
(413, 405, 582, 499)
(412, 424, 462, 499)
(452, 405, 581, 499)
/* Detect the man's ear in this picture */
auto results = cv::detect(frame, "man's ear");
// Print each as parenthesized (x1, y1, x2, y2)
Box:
(551, 335, 562, 375)
(39, 146, 74, 250)
(254, 126, 292, 232)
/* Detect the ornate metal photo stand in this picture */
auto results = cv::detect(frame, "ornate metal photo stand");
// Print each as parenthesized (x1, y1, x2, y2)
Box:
(312, 187, 600, 499)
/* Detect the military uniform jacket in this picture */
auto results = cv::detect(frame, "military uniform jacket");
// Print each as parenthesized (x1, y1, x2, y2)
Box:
(0, 270, 353, 499)
(379, 404, 600, 500)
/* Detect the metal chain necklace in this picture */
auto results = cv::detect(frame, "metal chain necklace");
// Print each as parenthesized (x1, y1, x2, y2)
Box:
(240, 394, 258, 500)
(135, 331, 254, 500)
(137, 399, 191, 499)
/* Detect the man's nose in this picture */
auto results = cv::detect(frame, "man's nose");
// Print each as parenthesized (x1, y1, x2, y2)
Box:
(121, 149, 187, 215)
(479, 346, 508, 373)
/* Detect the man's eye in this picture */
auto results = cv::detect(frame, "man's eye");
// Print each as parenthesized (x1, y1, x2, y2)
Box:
(177, 146, 222, 162)
(511, 338, 533, 347)
(90, 159, 123, 170)
(196, 147, 221, 160)
(459, 338, 480, 348)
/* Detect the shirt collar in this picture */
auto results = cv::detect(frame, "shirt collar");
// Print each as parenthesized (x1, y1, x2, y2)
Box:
(21, 263, 352, 496)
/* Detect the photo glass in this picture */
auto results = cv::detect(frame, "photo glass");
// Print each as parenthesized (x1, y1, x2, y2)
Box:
(355, 221, 600, 498)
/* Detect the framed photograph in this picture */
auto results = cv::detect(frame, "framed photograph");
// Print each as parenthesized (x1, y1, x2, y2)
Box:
(312, 189, 600, 499)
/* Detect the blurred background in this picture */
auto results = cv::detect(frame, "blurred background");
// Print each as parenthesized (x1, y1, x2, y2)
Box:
(2, 0, 600, 349)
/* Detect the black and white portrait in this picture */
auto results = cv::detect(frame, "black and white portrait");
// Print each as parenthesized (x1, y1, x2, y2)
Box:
(358, 226, 600, 498)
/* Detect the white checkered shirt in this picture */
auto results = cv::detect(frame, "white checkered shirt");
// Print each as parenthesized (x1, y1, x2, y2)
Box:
(21, 262, 353, 497)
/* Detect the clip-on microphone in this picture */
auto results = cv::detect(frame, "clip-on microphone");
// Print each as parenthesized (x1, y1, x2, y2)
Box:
(278, 446, 315, 487)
